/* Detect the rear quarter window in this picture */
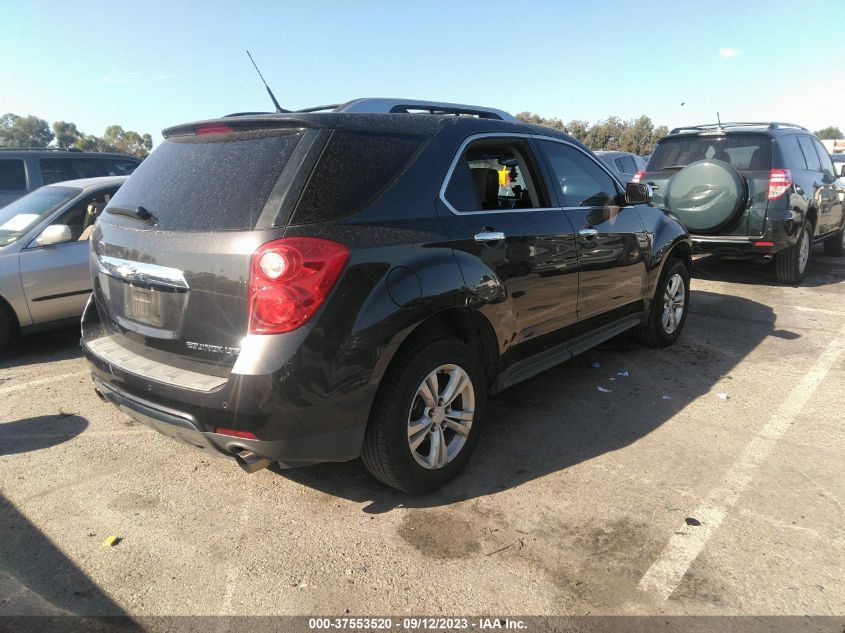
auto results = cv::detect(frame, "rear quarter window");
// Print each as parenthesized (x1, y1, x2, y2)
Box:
(0, 159, 26, 190)
(106, 129, 303, 231)
(291, 130, 426, 224)
(778, 135, 808, 170)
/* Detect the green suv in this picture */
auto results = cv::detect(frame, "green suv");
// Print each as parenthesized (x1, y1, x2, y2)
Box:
(636, 122, 845, 283)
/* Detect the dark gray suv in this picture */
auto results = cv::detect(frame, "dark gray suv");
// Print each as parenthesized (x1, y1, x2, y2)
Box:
(637, 123, 845, 283)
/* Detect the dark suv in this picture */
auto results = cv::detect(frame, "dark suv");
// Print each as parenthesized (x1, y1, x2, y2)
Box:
(636, 123, 845, 283)
(82, 99, 692, 493)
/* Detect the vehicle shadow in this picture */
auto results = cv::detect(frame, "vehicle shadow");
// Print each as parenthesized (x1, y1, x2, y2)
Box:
(274, 290, 786, 512)
(692, 247, 845, 288)
(0, 415, 88, 457)
(0, 493, 139, 626)
(0, 327, 82, 371)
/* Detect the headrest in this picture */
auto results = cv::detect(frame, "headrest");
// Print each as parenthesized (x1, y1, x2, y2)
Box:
(470, 168, 500, 210)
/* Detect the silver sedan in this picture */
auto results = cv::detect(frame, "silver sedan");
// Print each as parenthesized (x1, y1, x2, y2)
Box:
(0, 176, 127, 353)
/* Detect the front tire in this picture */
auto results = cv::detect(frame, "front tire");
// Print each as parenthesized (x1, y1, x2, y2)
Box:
(361, 337, 487, 494)
(638, 258, 690, 348)
(776, 219, 812, 284)
(0, 309, 10, 355)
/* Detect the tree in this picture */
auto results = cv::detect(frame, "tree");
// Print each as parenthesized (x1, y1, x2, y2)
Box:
(0, 113, 54, 147)
(814, 126, 843, 140)
(515, 112, 666, 154)
(101, 125, 154, 158)
(52, 121, 82, 148)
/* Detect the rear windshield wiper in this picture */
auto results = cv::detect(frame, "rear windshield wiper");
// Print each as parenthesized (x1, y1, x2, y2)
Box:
(107, 205, 157, 224)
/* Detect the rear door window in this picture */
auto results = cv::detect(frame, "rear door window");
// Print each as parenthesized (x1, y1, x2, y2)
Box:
(443, 139, 545, 212)
(650, 134, 772, 171)
(106, 129, 303, 231)
(0, 159, 26, 190)
(797, 136, 821, 172)
(537, 141, 620, 208)
(291, 131, 426, 224)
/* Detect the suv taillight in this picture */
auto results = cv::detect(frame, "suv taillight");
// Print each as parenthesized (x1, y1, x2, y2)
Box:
(767, 169, 792, 200)
(248, 237, 349, 334)
(632, 170, 646, 183)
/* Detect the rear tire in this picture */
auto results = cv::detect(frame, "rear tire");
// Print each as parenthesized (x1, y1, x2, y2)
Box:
(776, 219, 812, 284)
(822, 224, 845, 257)
(638, 258, 690, 348)
(361, 337, 487, 494)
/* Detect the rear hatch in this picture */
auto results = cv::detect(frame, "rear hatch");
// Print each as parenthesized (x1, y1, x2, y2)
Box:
(642, 132, 773, 236)
(89, 121, 314, 372)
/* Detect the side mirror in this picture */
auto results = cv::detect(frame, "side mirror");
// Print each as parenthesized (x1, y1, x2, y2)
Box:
(36, 224, 73, 246)
(624, 181, 652, 205)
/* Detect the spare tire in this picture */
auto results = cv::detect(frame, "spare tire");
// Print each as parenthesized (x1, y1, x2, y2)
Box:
(664, 159, 748, 234)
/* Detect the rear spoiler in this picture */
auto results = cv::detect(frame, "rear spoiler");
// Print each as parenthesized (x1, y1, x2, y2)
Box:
(163, 114, 337, 139)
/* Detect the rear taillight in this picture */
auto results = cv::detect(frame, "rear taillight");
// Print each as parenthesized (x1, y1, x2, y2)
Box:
(248, 237, 349, 334)
(632, 170, 646, 183)
(767, 169, 792, 200)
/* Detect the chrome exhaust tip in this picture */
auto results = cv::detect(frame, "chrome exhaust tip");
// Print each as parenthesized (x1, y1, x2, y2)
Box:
(234, 450, 271, 474)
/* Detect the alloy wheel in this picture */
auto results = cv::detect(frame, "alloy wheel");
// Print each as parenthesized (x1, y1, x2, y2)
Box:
(661, 273, 686, 334)
(407, 364, 475, 469)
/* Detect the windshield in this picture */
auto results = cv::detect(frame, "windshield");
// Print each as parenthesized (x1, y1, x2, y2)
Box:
(649, 133, 772, 171)
(0, 186, 79, 247)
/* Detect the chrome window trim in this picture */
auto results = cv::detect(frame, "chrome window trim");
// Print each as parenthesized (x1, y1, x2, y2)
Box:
(438, 132, 624, 216)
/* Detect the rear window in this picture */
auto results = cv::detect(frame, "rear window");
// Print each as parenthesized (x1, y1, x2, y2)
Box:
(650, 134, 772, 171)
(40, 157, 139, 184)
(0, 159, 26, 190)
(291, 130, 426, 224)
(106, 129, 303, 231)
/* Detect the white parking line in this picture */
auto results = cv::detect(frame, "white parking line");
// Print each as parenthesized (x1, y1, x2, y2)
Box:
(638, 323, 845, 600)
(0, 371, 87, 397)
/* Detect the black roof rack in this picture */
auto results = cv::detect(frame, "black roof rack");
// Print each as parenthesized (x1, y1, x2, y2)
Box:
(669, 122, 808, 135)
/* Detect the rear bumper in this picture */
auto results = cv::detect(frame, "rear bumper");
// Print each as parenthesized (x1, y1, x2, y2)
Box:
(691, 209, 802, 257)
(91, 376, 365, 467)
(81, 299, 380, 467)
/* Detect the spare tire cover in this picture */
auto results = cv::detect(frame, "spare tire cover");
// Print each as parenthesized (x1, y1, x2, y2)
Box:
(664, 159, 748, 233)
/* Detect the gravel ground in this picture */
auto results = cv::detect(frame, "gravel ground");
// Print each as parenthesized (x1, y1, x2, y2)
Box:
(1, 249, 844, 619)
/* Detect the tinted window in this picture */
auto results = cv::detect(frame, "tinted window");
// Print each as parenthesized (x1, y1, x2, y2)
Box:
(0, 159, 26, 190)
(650, 134, 772, 171)
(614, 155, 636, 174)
(40, 157, 137, 184)
(293, 131, 425, 224)
(812, 139, 835, 177)
(797, 136, 821, 172)
(107, 129, 302, 231)
(444, 141, 541, 212)
(779, 135, 808, 170)
(0, 186, 79, 247)
(539, 141, 619, 207)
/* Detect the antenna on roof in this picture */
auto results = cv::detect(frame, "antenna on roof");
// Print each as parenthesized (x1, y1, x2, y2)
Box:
(246, 50, 288, 114)
(716, 112, 723, 129)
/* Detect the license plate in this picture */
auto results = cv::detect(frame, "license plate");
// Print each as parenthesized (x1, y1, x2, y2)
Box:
(124, 284, 163, 326)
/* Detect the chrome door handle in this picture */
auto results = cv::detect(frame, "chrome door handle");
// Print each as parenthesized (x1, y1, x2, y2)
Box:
(578, 228, 598, 238)
(474, 231, 506, 242)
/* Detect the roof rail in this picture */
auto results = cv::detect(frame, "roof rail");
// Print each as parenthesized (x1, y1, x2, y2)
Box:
(224, 98, 517, 121)
(334, 98, 516, 121)
(0, 146, 83, 152)
(669, 122, 808, 135)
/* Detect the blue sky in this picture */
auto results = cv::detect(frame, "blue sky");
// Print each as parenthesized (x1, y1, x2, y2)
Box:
(2, 0, 843, 146)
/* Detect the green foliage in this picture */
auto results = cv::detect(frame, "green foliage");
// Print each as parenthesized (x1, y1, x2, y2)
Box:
(0, 112, 153, 158)
(0, 113, 55, 148)
(516, 111, 667, 154)
(814, 126, 843, 140)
